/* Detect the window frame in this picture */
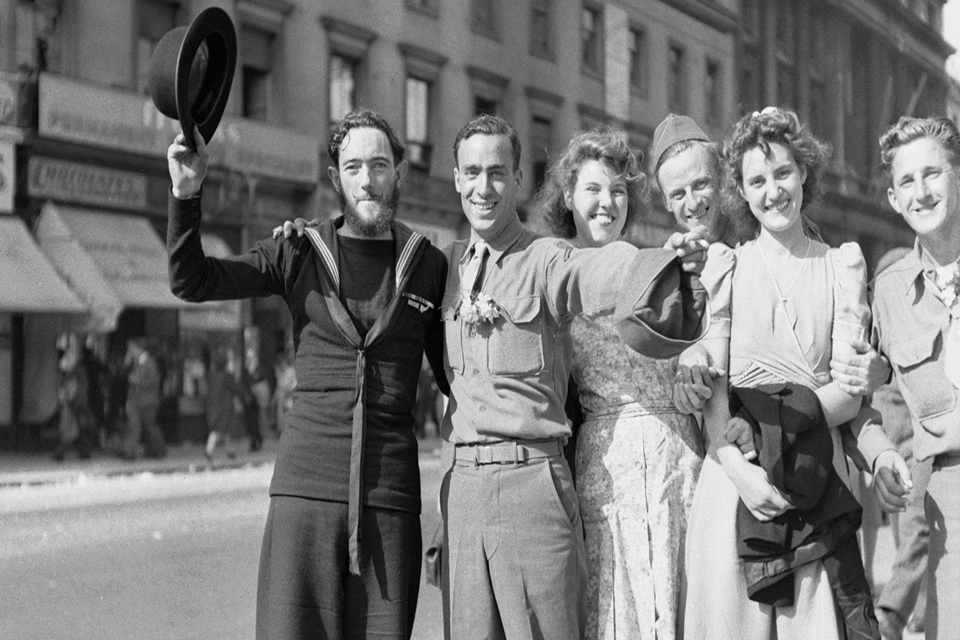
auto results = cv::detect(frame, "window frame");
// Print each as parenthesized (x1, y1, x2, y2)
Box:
(580, 3, 604, 78)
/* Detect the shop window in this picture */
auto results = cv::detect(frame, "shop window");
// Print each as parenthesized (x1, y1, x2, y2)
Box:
(629, 25, 648, 97)
(530, 0, 553, 60)
(581, 4, 604, 77)
(136, 0, 179, 94)
(667, 43, 686, 113)
(406, 77, 432, 169)
(241, 23, 274, 121)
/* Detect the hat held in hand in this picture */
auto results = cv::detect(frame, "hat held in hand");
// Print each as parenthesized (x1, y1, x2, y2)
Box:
(148, 7, 237, 148)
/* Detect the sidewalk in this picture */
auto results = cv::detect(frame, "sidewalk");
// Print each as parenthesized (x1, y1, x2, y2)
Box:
(0, 437, 279, 489)
(0, 434, 446, 489)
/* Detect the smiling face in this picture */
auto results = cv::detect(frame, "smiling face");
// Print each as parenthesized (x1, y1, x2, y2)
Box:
(887, 136, 960, 246)
(657, 144, 720, 238)
(454, 133, 521, 240)
(328, 127, 406, 239)
(739, 141, 807, 235)
(563, 159, 628, 248)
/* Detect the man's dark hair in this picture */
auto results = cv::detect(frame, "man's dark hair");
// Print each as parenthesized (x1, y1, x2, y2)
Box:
(453, 114, 522, 171)
(328, 108, 405, 166)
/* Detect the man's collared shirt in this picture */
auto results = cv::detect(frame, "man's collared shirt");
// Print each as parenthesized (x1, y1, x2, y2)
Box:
(873, 239, 960, 462)
(441, 216, 708, 445)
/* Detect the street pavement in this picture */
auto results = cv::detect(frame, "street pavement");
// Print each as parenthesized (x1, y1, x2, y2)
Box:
(0, 437, 923, 639)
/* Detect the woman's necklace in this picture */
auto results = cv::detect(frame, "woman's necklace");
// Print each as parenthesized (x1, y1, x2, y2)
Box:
(756, 236, 812, 305)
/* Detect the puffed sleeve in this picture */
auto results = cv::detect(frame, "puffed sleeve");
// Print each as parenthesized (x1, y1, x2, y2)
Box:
(829, 242, 870, 344)
(699, 242, 736, 340)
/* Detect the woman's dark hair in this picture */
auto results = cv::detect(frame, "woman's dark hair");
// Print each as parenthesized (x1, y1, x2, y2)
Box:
(536, 126, 649, 239)
(721, 107, 831, 239)
(328, 108, 405, 166)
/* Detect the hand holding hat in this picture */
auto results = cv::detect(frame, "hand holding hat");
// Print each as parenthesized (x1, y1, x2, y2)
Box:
(148, 7, 237, 150)
(168, 125, 208, 199)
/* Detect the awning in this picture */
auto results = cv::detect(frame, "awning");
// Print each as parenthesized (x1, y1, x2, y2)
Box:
(178, 234, 244, 332)
(35, 202, 191, 332)
(0, 216, 86, 314)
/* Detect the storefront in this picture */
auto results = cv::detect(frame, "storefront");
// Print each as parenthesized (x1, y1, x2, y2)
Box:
(3, 72, 321, 449)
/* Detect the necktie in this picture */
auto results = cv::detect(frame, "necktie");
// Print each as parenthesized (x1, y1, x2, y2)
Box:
(927, 263, 960, 389)
(461, 241, 488, 296)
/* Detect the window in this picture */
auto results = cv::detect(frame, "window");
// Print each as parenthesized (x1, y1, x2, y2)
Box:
(775, 0, 798, 108)
(322, 18, 376, 133)
(241, 24, 274, 121)
(667, 43, 686, 112)
(137, 0, 178, 93)
(475, 96, 497, 116)
(472, 0, 498, 39)
(406, 0, 438, 18)
(739, 0, 763, 114)
(399, 43, 447, 170)
(530, 0, 553, 59)
(629, 26, 647, 95)
(406, 77, 432, 169)
(581, 5, 604, 76)
(531, 116, 552, 196)
(807, 7, 828, 138)
(705, 59, 722, 126)
(329, 54, 357, 124)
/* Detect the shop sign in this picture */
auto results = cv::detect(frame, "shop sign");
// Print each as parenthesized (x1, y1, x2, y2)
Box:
(38, 73, 320, 185)
(38, 73, 178, 157)
(28, 157, 147, 209)
(0, 140, 13, 214)
(0, 74, 20, 127)
(217, 118, 320, 185)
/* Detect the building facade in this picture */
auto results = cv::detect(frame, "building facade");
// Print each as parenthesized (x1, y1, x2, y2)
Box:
(0, 0, 952, 448)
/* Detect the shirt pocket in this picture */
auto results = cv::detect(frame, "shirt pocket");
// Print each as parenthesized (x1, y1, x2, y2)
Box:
(487, 295, 545, 376)
(888, 326, 957, 433)
(441, 292, 464, 374)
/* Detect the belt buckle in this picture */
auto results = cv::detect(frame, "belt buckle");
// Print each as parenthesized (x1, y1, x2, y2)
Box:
(475, 446, 493, 465)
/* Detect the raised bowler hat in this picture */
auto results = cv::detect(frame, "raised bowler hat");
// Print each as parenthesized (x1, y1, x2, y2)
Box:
(148, 7, 237, 148)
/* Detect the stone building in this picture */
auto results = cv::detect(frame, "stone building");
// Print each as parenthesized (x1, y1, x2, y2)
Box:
(0, 0, 952, 448)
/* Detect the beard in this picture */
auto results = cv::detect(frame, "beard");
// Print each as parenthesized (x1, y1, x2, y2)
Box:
(339, 187, 400, 238)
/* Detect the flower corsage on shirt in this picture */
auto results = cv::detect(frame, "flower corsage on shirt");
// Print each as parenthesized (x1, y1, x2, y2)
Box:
(447, 292, 501, 334)
(935, 263, 960, 319)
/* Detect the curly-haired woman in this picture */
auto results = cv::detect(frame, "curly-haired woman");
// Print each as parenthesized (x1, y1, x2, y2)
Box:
(682, 107, 875, 639)
(538, 126, 704, 640)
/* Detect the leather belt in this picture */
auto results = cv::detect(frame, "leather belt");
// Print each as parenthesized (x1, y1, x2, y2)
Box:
(455, 439, 563, 465)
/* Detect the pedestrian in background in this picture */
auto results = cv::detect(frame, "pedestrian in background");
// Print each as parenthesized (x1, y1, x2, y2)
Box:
(272, 351, 296, 434)
(53, 335, 94, 462)
(122, 339, 167, 460)
(205, 349, 246, 461)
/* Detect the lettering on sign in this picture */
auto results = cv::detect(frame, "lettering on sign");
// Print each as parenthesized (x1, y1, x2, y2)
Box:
(28, 158, 148, 209)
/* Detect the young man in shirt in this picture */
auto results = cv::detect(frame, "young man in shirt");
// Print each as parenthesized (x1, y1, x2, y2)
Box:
(166, 109, 447, 640)
(868, 116, 960, 640)
(439, 114, 710, 640)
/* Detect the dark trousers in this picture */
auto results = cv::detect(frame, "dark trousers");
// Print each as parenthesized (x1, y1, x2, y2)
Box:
(256, 496, 422, 640)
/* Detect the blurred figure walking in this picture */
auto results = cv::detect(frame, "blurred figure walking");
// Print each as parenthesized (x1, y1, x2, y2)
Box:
(122, 339, 167, 460)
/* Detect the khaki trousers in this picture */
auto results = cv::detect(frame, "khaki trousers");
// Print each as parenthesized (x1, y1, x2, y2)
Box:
(442, 454, 587, 640)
